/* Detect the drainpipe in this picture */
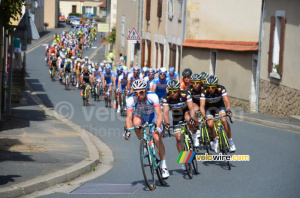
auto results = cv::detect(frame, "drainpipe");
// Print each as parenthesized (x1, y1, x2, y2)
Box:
(255, 0, 265, 113)
(136, 0, 140, 67)
(164, 0, 169, 68)
(139, 0, 144, 67)
(180, 0, 187, 77)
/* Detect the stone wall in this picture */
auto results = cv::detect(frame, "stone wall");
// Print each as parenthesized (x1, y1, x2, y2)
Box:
(229, 96, 250, 112)
(259, 79, 300, 117)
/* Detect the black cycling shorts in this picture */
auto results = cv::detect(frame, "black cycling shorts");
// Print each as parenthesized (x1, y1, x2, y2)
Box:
(205, 100, 226, 118)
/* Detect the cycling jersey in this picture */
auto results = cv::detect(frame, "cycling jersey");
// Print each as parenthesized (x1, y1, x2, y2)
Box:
(163, 90, 192, 126)
(118, 75, 128, 91)
(128, 72, 143, 83)
(167, 72, 179, 80)
(51, 59, 57, 67)
(188, 85, 204, 105)
(92, 68, 102, 81)
(82, 71, 90, 83)
(127, 91, 161, 127)
(102, 70, 114, 86)
(58, 59, 66, 70)
(64, 62, 72, 72)
(153, 77, 170, 100)
(180, 78, 191, 91)
(200, 84, 227, 104)
(114, 73, 122, 88)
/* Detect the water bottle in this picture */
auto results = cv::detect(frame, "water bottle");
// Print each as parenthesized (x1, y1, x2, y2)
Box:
(149, 141, 155, 155)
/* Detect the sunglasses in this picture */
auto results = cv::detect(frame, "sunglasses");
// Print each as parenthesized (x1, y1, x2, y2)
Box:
(169, 89, 179, 94)
(200, 80, 206, 83)
(134, 90, 145, 96)
(207, 86, 217, 89)
(183, 76, 190, 79)
(191, 81, 201, 85)
(159, 73, 166, 76)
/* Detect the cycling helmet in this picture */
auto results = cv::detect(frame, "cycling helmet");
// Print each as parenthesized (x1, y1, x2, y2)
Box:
(117, 66, 123, 72)
(167, 79, 180, 89)
(142, 67, 148, 73)
(61, 55, 66, 59)
(52, 56, 57, 61)
(84, 56, 89, 59)
(61, 48, 66, 52)
(206, 75, 218, 85)
(159, 67, 167, 75)
(199, 72, 209, 80)
(95, 63, 99, 67)
(103, 60, 107, 64)
(148, 68, 154, 75)
(71, 56, 75, 59)
(133, 66, 140, 72)
(100, 62, 104, 67)
(105, 65, 111, 70)
(66, 58, 71, 63)
(191, 73, 201, 82)
(51, 53, 55, 57)
(182, 68, 192, 77)
(123, 71, 128, 76)
(132, 79, 147, 90)
(169, 67, 175, 73)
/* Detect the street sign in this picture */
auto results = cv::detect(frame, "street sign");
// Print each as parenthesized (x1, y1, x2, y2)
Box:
(127, 27, 141, 41)
(97, 23, 109, 32)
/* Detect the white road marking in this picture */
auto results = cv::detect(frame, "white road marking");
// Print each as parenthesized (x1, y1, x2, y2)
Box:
(42, 44, 48, 46)
(92, 47, 97, 49)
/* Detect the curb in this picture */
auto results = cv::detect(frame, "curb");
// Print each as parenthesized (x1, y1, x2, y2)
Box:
(0, 79, 113, 197)
(232, 114, 300, 133)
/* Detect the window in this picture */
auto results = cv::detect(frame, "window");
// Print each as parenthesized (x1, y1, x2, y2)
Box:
(168, 0, 174, 20)
(146, 0, 151, 21)
(268, 11, 286, 78)
(121, 16, 126, 50)
(157, 0, 163, 18)
(147, 40, 152, 67)
(178, 0, 183, 21)
(85, 6, 93, 14)
(72, 5, 76, 13)
(160, 44, 164, 67)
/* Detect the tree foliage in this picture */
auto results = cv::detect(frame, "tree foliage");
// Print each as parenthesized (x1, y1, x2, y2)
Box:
(0, 0, 26, 32)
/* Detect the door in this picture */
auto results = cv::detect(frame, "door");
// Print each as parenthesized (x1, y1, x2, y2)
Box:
(72, 5, 76, 13)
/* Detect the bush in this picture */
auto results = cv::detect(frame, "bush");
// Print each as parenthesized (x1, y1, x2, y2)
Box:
(68, 12, 81, 17)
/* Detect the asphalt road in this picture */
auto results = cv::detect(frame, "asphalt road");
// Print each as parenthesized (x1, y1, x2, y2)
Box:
(26, 32, 300, 198)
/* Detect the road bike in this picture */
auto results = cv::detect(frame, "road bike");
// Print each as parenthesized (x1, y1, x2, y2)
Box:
(119, 89, 127, 117)
(125, 122, 166, 190)
(196, 111, 212, 154)
(169, 121, 199, 179)
(82, 83, 90, 106)
(207, 114, 233, 170)
(64, 72, 71, 90)
(103, 85, 112, 108)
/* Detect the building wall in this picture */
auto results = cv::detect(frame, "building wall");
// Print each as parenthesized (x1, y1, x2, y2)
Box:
(115, 0, 139, 68)
(186, 0, 261, 41)
(260, 0, 300, 90)
(259, 0, 300, 116)
(59, 1, 103, 17)
(44, 0, 59, 29)
(182, 48, 253, 101)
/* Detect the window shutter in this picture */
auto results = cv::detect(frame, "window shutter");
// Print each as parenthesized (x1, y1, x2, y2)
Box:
(146, 0, 151, 20)
(157, 0, 162, 18)
(172, 44, 176, 68)
(178, 46, 181, 74)
(82, 6, 86, 15)
(278, 17, 286, 75)
(156, 43, 159, 68)
(160, 44, 164, 67)
(148, 40, 151, 67)
(142, 39, 146, 67)
(93, 7, 97, 15)
(268, 16, 275, 73)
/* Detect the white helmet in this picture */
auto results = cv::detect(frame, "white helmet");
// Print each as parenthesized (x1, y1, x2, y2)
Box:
(100, 62, 104, 67)
(103, 60, 107, 64)
(131, 79, 147, 90)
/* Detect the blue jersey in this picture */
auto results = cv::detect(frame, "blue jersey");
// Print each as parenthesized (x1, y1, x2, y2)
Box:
(153, 77, 170, 100)
(167, 72, 179, 80)
(102, 70, 114, 85)
(114, 73, 122, 88)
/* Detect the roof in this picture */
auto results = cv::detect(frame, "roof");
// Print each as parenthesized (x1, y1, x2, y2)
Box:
(181, 39, 258, 51)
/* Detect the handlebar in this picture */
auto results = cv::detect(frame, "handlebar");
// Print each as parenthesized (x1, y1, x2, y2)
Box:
(206, 114, 233, 123)
(125, 122, 156, 131)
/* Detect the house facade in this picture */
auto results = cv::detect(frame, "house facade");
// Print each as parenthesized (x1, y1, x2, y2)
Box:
(259, 0, 300, 117)
(59, 0, 104, 18)
(181, 0, 262, 111)
(44, 0, 59, 29)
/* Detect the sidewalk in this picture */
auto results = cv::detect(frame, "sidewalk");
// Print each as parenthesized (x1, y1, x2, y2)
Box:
(0, 90, 87, 188)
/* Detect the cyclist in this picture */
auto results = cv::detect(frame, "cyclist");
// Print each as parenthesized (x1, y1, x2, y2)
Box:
(199, 72, 209, 86)
(125, 79, 170, 179)
(64, 58, 73, 88)
(113, 66, 124, 109)
(152, 68, 169, 101)
(142, 67, 149, 79)
(92, 63, 102, 98)
(81, 67, 91, 104)
(127, 66, 143, 91)
(102, 64, 114, 102)
(180, 68, 192, 91)
(49, 56, 58, 77)
(57, 55, 66, 83)
(117, 70, 129, 113)
(167, 67, 179, 81)
(163, 79, 199, 150)
(144, 68, 155, 91)
(200, 75, 236, 153)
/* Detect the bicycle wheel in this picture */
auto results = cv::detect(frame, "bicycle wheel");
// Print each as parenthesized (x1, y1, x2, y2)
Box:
(65, 76, 68, 90)
(181, 133, 193, 179)
(105, 97, 108, 107)
(220, 129, 231, 170)
(202, 125, 210, 154)
(154, 142, 166, 186)
(192, 146, 199, 174)
(140, 140, 156, 190)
